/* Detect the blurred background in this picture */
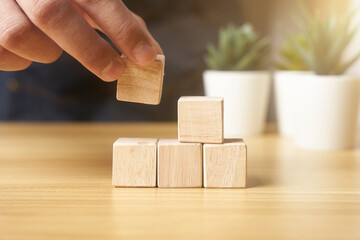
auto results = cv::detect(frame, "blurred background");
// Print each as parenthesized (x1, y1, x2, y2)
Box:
(0, 0, 358, 123)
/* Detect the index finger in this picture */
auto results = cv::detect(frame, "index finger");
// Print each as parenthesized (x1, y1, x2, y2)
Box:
(16, 0, 124, 82)
(72, 0, 159, 65)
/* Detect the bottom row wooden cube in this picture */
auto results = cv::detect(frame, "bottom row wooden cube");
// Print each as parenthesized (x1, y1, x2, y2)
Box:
(158, 139, 202, 188)
(203, 139, 247, 188)
(112, 138, 157, 187)
(112, 138, 246, 188)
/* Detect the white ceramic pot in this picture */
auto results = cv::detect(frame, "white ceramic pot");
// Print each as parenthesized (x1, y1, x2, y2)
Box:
(293, 75, 360, 150)
(203, 70, 271, 137)
(274, 71, 313, 138)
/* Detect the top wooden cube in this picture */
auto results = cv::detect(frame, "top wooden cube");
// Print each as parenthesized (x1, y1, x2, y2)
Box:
(178, 96, 224, 143)
(116, 54, 165, 105)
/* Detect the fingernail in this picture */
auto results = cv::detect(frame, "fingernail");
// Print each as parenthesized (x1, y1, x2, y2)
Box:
(102, 58, 123, 81)
(133, 41, 156, 64)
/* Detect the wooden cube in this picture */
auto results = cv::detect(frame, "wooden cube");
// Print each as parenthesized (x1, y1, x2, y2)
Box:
(112, 138, 157, 187)
(203, 139, 247, 188)
(158, 139, 202, 188)
(116, 54, 165, 105)
(178, 96, 224, 144)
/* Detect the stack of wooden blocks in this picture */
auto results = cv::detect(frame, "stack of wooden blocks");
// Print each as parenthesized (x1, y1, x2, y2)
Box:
(113, 96, 247, 188)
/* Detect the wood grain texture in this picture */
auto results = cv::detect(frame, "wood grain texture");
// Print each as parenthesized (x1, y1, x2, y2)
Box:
(113, 138, 157, 187)
(116, 54, 165, 105)
(178, 96, 224, 143)
(0, 123, 360, 240)
(158, 139, 202, 188)
(204, 139, 247, 188)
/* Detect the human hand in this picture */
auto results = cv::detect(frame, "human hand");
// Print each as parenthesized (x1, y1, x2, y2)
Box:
(0, 0, 162, 81)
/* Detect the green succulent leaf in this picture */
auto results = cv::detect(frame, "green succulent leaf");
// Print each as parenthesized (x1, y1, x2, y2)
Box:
(204, 23, 269, 71)
(289, 0, 360, 75)
(277, 34, 310, 71)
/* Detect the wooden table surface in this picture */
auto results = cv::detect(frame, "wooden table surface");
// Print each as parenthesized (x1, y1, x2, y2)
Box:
(0, 123, 359, 240)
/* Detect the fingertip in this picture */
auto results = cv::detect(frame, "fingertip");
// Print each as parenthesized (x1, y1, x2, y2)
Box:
(0, 46, 32, 71)
(21, 60, 33, 70)
(101, 57, 124, 82)
(132, 41, 157, 65)
(41, 48, 63, 64)
(0, 60, 32, 71)
(156, 44, 163, 55)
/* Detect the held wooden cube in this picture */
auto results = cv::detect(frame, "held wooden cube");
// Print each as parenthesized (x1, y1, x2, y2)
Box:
(178, 96, 224, 144)
(203, 139, 247, 188)
(116, 54, 165, 105)
(158, 139, 202, 188)
(112, 138, 158, 187)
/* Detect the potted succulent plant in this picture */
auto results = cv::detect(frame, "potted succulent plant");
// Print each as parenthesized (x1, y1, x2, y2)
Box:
(203, 23, 271, 137)
(291, 6, 360, 150)
(274, 34, 313, 137)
